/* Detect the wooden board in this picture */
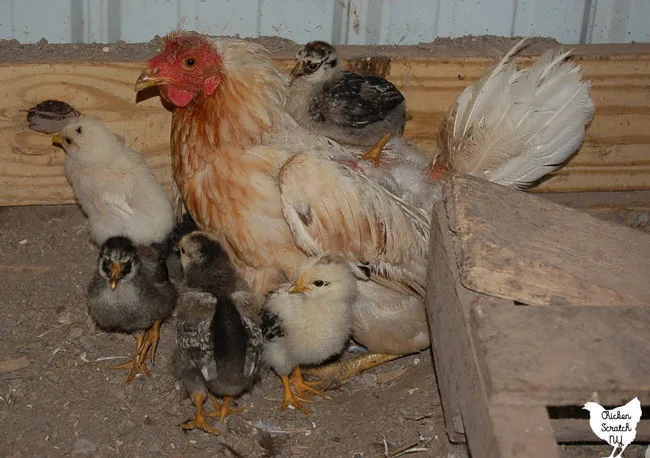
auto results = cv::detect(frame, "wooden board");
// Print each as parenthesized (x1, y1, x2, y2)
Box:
(446, 174, 650, 307)
(2, 44, 650, 206)
(473, 300, 650, 406)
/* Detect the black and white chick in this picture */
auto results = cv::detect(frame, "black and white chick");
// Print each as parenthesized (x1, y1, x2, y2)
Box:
(174, 231, 262, 435)
(87, 236, 178, 385)
(286, 40, 407, 165)
(260, 256, 359, 415)
(53, 116, 175, 246)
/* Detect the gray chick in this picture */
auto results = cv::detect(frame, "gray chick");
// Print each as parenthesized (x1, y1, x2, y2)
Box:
(174, 231, 262, 435)
(88, 236, 178, 385)
(286, 40, 407, 166)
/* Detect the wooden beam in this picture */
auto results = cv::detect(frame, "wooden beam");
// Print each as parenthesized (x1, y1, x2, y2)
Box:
(447, 174, 650, 307)
(1, 44, 650, 206)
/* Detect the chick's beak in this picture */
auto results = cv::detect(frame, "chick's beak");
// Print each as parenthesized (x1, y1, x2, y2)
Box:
(289, 62, 306, 81)
(52, 133, 66, 147)
(288, 276, 310, 294)
(135, 70, 169, 92)
(109, 262, 122, 290)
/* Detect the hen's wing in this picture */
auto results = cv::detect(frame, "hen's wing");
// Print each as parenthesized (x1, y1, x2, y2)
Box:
(318, 72, 405, 128)
(279, 153, 428, 296)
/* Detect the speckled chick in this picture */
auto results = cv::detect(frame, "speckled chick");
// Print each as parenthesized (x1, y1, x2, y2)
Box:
(173, 231, 262, 435)
(54, 116, 174, 246)
(286, 40, 406, 149)
(87, 236, 178, 385)
(260, 256, 358, 415)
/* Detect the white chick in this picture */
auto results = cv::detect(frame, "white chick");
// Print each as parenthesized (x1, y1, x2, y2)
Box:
(53, 116, 174, 245)
(260, 256, 359, 415)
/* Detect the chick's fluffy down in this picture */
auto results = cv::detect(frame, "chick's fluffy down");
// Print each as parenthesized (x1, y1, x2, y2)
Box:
(261, 260, 357, 377)
(61, 116, 174, 245)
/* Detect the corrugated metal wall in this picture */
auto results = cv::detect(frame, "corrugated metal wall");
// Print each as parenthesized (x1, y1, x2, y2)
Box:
(0, 0, 647, 45)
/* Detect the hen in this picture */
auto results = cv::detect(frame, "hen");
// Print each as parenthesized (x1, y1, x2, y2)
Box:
(286, 40, 407, 166)
(136, 32, 594, 380)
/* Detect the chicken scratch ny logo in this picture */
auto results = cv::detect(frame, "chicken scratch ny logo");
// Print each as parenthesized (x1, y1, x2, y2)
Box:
(582, 397, 642, 458)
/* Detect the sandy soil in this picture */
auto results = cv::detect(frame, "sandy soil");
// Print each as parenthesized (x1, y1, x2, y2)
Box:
(0, 34, 564, 63)
(1, 203, 649, 458)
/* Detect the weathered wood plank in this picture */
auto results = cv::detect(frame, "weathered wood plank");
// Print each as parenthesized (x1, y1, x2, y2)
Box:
(447, 174, 650, 307)
(472, 300, 650, 406)
(489, 404, 559, 458)
(1, 45, 650, 206)
(552, 419, 650, 443)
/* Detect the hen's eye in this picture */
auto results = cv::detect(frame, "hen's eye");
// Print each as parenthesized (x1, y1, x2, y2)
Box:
(313, 280, 328, 287)
(307, 62, 319, 71)
(183, 57, 198, 68)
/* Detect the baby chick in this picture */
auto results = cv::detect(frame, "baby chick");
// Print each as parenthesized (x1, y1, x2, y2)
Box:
(53, 116, 174, 246)
(174, 232, 261, 435)
(260, 256, 358, 415)
(87, 236, 178, 385)
(286, 40, 407, 166)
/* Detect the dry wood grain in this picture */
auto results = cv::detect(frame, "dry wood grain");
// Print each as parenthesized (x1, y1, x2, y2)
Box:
(473, 300, 650, 406)
(447, 174, 650, 307)
(1, 47, 650, 206)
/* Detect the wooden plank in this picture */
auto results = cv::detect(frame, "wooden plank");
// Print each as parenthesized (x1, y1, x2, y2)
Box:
(447, 174, 650, 307)
(2, 46, 650, 206)
(552, 419, 650, 443)
(427, 201, 525, 454)
(489, 404, 559, 457)
(472, 300, 650, 406)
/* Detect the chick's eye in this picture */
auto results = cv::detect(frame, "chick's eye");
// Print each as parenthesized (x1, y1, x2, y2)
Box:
(183, 57, 198, 68)
(76, 126, 82, 134)
(307, 62, 319, 71)
(180, 248, 186, 255)
(313, 280, 328, 287)
(65, 138, 72, 145)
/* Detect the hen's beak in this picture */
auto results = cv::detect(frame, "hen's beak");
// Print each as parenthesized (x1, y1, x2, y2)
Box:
(288, 275, 310, 294)
(289, 62, 306, 81)
(135, 70, 169, 92)
(109, 262, 122, 290)
(51, 133, 66, 147)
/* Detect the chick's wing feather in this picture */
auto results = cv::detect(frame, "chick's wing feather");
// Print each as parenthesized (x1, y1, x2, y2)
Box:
(322, 73, 403, 127)
(279, 153, 429, 294)
(241, 315, 263, 378)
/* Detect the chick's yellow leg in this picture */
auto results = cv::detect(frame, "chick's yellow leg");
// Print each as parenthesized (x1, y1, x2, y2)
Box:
(280, 374, 312, 415)
(180, 392, 221, 436)
(135, 319, 162, 365)
(290, 366, 330, 400)
(303, 353, 403, 384)
(207, 395, 245, 423)
(109, 332, 152, 386)
(360, 133, 392, 168)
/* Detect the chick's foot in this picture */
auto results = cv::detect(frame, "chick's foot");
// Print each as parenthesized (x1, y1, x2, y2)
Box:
(134, 319, 162, 365)
(290, 366, 330, 401)
(207, 395, 245, 423)
(109, 332, 152, 386)
(303, 353, 403, 385)
(280, 374, 312, 415)
(359, 133, 392, 168)
(180, 392, 221, 436)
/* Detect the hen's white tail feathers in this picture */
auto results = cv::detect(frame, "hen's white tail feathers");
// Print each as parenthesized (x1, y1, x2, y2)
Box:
(441, 38, 595, 189)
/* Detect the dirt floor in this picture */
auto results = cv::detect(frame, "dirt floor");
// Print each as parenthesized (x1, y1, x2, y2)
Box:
(0, 203, 649, 458)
